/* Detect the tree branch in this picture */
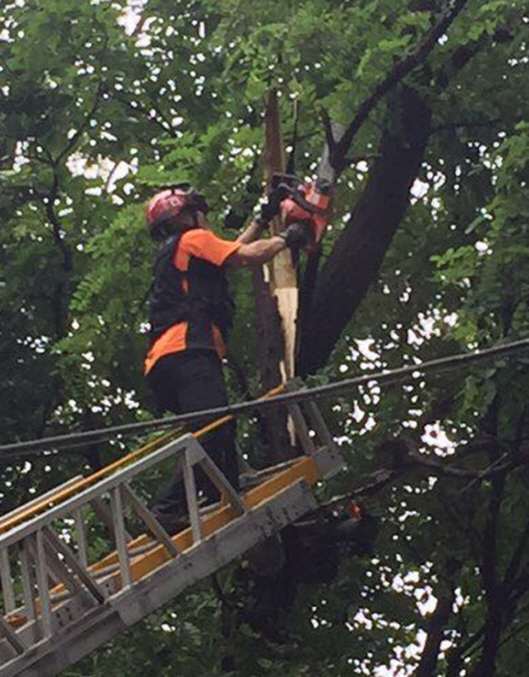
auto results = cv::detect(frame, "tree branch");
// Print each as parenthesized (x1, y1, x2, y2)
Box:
(131, 12, 149, 37)
(431, 118, 502, 134)
(413, 588, 455, 677)
(114, 91, 178, 138)
(319, 107, 336, 157)
(436, 26, 513, 89)
(145, 90, 181, 138)
(42, 172, 73, 273)
(503, 519, 529, 598)
(332, 0, 470, 171)
(467, 441, 507, 677)
(446, 624, 486, 677)
(55, 80, 105, 165)
(33, 164, 73, 339)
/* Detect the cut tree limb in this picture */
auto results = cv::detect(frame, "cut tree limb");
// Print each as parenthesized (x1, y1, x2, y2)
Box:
(264, 89, 298, 381)
(251, 89, 294, 460)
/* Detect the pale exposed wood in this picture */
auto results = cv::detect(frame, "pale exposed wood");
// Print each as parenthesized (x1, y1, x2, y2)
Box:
(274, 287, 298, 380)
(263, 89, 298, 381)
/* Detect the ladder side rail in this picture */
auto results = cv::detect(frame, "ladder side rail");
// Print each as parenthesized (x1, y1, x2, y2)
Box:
(0, 549, 16, 614)
(93, 480, 318, 623)
(73, 508, 88, 567)
(17, 538, 40, 647)
(32, 532, 53, 638)
(182, 451, 203, 543)
(0, 477, 83, 527)
(302, 399, 339, 452)
(5, 451, 329, 619)
(18, 540, 37, 624)
(287, 403, 318, 456)
(186, 439, 247, 516)
(39, 455, 259, 603)
(109, 488, 131, 590)
(283, 381, 318, 457)
(0, 435, 194, 550)
(0, 438, 343, 675)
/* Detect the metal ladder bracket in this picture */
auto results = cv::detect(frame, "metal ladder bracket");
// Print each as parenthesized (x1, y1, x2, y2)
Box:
(285, 380, 345, 478)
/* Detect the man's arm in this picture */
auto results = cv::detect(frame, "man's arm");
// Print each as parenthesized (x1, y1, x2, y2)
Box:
(236, 184, 291, 244)
(227, 235, 287, 268)
(236, 219, 266, 244)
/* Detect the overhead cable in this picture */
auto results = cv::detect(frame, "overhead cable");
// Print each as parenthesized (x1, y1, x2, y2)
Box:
(1, 338, 528, 460)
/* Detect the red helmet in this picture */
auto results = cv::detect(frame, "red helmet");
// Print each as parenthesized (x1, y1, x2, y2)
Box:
(145, 184, 208, 238)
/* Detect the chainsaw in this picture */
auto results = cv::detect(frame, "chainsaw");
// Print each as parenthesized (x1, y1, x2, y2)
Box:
(271, 173, 333, 250)
(272, 119, 344, 251)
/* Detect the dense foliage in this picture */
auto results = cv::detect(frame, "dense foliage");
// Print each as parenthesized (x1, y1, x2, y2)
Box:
(1, 1, 529, 675)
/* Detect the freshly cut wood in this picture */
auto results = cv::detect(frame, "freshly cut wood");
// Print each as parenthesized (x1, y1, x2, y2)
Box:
(263, 89, 298, 381)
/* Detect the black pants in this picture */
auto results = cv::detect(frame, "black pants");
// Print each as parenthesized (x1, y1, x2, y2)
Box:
(147, 350, 238, 516)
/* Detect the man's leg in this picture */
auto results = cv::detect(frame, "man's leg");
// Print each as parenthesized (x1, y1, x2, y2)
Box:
(146, 353, 189, 517)
(147, 351, 238, 517)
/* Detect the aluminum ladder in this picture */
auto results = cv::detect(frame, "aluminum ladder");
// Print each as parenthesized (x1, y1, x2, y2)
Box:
(0, 398, 343, 677)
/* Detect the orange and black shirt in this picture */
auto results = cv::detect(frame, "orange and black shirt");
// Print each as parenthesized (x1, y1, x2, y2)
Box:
(144, 229, 241, 375)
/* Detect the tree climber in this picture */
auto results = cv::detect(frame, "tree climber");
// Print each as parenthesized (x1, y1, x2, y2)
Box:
(144, 183, 308, 532)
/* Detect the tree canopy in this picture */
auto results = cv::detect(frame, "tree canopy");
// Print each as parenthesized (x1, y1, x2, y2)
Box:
(1, 1, 529, 675)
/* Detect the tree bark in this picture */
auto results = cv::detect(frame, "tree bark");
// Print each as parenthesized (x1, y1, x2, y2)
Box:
(298, 87, 432, 376)
(251, 268, 291, 463)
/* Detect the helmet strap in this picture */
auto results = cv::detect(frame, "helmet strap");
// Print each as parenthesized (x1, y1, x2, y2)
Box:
(151, 211, 200, 241)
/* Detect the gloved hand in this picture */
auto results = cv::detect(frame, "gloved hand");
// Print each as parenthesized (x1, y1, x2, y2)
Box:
(256, 184, 291, 228)
(279, 222, 313, 250)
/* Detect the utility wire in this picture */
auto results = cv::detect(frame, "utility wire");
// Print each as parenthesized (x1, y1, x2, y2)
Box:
(1, 338, 529, 460)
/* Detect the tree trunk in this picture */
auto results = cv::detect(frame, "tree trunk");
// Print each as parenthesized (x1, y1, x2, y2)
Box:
(298, 87, 432, 376)
(467, 605, 503, 677)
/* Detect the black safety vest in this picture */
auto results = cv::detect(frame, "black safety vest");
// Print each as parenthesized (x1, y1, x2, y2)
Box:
(148, 230, 235, 352)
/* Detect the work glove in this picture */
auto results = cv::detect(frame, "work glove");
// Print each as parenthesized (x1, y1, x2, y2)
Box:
(279, 222, 313, 250)
(256, 184, 291, 228)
